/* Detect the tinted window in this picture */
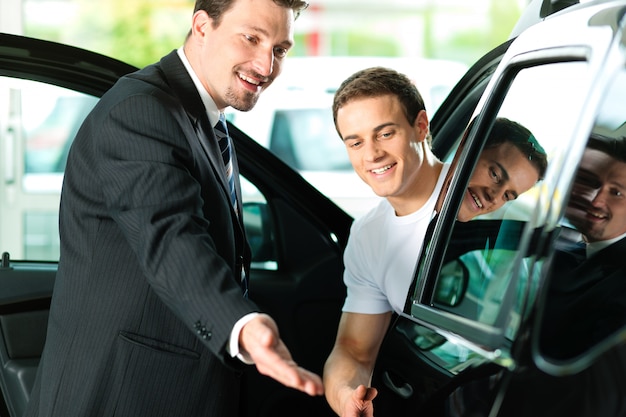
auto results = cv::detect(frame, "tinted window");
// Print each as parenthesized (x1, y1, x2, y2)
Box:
(410, 60, 590, 361)
(538, 61, 626, 365)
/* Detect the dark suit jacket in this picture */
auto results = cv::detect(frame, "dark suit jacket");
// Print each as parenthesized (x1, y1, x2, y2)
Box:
(540, 236, 626, 360)
(492, 236, 626, 417)
(24, 50, 257, 417)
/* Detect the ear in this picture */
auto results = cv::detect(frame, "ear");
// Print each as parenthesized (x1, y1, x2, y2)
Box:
(413, 110, 430, 142)
(191, 10, 212, 39)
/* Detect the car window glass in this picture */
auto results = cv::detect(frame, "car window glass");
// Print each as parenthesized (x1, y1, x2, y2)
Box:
(0, 77, 97, 260)
(0, 76, 276, 268)
(269, 109, 350, 171)
(537, 62, 626, 367)
(409, 61, 589, 366)
(240, 178, 276, 271)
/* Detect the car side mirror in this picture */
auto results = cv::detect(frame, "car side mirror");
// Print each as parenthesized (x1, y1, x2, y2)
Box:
(433, 259, 469, 307)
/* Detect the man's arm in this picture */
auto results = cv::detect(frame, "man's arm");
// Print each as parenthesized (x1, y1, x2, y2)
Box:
(323, 311, 392, 416)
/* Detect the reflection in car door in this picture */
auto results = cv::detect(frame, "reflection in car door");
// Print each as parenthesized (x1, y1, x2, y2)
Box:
(372, 3, 626, 416)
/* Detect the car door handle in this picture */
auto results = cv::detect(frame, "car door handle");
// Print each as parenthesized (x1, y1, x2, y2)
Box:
(382, 371, 414, 399)
(4, 126, 15, 185)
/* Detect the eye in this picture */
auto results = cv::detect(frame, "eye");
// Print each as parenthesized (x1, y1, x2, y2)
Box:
(244, 34, 258, 44)
(611, 188, 623, 197)
(274, 46, 288, 59)
(489, 168, 501, 184)
(503, 191, 517, 202)
(378, 130, 394, 140)
(346, 139, 363, 149)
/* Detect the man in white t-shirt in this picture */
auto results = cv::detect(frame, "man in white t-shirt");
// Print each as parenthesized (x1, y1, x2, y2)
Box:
(322, 67, 447, 417)
(322, 67, 547, 417)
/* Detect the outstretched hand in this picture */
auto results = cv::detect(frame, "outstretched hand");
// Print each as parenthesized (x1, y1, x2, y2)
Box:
(239, 313, 324, 397)
(341, 384, 378, 417)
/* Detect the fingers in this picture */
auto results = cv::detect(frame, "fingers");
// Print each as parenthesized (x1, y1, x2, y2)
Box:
(240, 314, 324, 396)
(359, 385, 378, 402)
(342, 385, 376, 417)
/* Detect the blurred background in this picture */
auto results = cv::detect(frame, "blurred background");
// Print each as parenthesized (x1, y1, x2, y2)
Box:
(1, 0, 528, 68)
(0, 0, 532, 259)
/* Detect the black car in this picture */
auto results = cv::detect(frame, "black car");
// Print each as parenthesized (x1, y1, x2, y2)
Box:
(1, 0, 625, 416)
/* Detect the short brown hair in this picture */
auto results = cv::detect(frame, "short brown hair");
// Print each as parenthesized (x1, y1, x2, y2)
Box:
(194, 0, 309, 27)
(485, 117, 548, 180)
(587, 134, 626, 164)
(332, 66, 427, 139)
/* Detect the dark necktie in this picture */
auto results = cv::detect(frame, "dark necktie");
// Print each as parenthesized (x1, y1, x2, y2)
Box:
(571, 241, 587, 264)
(214, 114, 247, 297)
(214, 114, 238, 215)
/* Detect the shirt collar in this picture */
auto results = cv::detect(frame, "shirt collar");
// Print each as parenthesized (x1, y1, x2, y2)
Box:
(586, 231, 626, 258)
(177, 46, 221, 127)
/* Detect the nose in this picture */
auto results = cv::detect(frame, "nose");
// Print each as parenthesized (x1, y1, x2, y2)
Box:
(252, 48, 275, 79)
(363, 140, 384, 162)
(484, 184, 507, 209)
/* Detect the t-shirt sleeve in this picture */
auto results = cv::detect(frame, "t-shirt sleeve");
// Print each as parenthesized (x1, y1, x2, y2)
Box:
(341, 221, 393, 314)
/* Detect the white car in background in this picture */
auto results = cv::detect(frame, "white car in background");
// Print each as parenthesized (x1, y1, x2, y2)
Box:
(228, 56, 468, 219)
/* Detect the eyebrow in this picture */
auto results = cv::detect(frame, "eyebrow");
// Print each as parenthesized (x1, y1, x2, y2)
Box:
(608, 180, 626, 191)
(342, 122, 395, 142)
(247, 25, 294, 50)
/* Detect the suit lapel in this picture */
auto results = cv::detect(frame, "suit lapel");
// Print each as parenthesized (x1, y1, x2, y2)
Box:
(560, 237, 626, 292)
(159, 51, 243, 223)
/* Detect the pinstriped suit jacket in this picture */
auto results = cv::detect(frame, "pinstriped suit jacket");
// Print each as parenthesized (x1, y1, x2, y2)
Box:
(24, 50, 257, 417)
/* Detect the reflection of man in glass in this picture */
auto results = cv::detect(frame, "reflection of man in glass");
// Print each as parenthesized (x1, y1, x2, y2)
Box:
(455, 118, 548, 221)
(566, 136, 626, 243)
(494, 135, 626, 417)
(541, 134, 626, 359)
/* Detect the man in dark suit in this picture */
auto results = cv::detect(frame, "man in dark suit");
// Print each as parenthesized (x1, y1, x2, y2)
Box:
(24, 1, 322, 416)
(541, 134, 626, 359)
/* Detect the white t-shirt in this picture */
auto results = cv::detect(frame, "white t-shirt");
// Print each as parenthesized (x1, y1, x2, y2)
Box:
(342, 164, 450, 315)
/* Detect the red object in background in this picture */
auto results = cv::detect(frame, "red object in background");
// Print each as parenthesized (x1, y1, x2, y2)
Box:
(306, 3, 321, 56)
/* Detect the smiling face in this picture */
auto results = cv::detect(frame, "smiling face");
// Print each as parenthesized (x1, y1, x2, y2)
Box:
(337, 94, 439, 215)
(186, 0, 295, 111)
(456, 142, 540, 222)
(566, 148, 626, 242)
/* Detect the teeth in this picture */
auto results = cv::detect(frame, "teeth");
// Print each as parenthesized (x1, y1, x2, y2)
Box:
(371, 164, 393, 174)
(239, 73, 260, 85)
(470, 191, 483, 208)
(588, 211, 606, 219)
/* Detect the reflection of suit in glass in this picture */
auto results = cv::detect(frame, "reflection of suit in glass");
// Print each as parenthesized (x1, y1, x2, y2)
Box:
(541, 235, 626, 359)
(490, 235, 626, 417)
